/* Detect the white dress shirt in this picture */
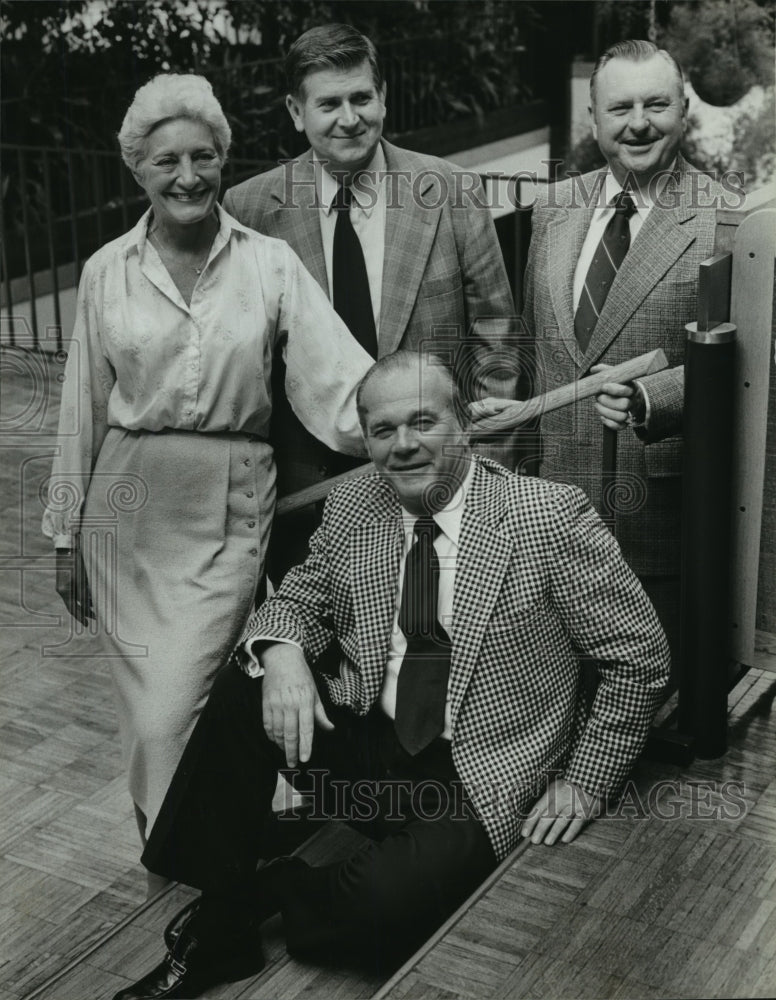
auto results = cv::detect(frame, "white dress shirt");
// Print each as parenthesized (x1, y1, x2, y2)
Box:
(315, 146, 387, 337)
(379, 459, 475, 740)
(248, 459, 475, 741)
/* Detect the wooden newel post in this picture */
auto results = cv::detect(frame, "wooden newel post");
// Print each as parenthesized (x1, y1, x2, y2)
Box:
(678, 254, 736, 759)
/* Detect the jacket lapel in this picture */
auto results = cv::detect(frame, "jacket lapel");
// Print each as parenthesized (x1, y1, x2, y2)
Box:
(582, 164, 697, 366)
(448, 460, 514, 727)
(546, 172, 602, 368)
(379, 142, 441, 355)
(267, 155, 328, 293)
(350, 486, 404, 706)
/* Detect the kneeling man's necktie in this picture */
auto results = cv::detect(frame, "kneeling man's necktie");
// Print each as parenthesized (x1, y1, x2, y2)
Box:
(394, 517, 452, 755)
(574, 190, 637, 352)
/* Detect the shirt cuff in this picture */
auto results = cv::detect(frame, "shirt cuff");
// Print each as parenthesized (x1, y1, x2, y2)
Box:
(242, 635, 305, 678)
(631, 379, 651, 431)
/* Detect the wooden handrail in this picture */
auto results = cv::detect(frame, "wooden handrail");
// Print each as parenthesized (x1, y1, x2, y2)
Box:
(275, 348, 669, 517)
(470, 347, 668, 433)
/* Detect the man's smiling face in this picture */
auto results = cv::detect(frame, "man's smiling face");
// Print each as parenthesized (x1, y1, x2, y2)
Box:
(360, 363, 470, 516)
(285, 60, 386, 178)
(590, 54, 688, 189)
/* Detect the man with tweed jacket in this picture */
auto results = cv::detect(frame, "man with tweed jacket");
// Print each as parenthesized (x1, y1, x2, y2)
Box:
(223, 23, 517, 579)
(479, 41, 727, 665)
(119, 353, 668, 1000)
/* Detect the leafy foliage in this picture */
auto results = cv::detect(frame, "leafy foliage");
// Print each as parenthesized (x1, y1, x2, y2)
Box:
(662, 0, 775, 105)
(1, 0, 540, 157)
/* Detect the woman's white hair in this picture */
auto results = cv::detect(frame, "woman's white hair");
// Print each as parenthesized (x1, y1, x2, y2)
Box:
(118, 73, 232, 170)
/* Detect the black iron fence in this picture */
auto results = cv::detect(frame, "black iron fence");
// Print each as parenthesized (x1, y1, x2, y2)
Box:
(0, 144, 273, 349)
(0, 141, 542, 351)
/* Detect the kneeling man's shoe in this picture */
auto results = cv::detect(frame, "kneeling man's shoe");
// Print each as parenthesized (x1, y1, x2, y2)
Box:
(163, 898, 199, 952)
(111, 923, 264, 1000)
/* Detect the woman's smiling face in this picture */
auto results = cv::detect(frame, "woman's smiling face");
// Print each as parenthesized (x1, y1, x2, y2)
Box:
(134, 117, 221, 229)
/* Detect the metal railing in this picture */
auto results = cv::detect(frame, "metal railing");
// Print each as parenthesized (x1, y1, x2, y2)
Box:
(0, 144, 271, 349)
(0, 145, 545, 352)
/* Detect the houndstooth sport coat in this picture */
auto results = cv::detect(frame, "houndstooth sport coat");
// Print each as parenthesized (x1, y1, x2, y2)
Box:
(523, 156, 723, 577)
(223, 141, 517, 508)
(240, 455, 669, 861)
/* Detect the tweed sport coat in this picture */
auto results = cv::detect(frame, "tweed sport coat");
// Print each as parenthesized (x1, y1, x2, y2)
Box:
(240, 455, 669, 860)
(223, 141, 517, 501)
(523, 157, 722, 576)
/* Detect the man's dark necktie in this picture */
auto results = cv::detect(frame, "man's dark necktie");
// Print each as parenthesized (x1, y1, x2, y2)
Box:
(394, 517, 452, 756)
(574, 190, 637, 352)
(332, 183, 378, 358)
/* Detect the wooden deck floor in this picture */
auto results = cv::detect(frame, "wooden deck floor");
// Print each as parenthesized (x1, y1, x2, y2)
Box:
(3, 347, 776, 999)
(377, 665, 776, 1000)
(1, 349, 150, 998)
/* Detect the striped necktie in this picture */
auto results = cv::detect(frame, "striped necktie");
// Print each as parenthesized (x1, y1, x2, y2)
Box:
(574, 190, 637, 352)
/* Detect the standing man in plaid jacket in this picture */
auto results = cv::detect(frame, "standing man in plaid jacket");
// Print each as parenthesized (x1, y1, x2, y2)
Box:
(117, 352, 668, 1000)
(480, 40, 727, 667)
(223, 23, 517, 580)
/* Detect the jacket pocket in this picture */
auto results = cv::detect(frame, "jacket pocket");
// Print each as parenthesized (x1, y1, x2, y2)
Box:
(644, 437, 683, 478)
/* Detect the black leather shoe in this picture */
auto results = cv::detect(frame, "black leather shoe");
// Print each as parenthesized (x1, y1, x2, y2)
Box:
(163, 898, 199, 952)
(163, 858, 307, 952)
(112, 925, 264, 1000)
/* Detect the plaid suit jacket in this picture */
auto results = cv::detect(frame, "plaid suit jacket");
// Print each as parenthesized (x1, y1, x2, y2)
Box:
(241, 455, 669, 860)
(223, 142, 516, 502)
(523, 157, 721, 576)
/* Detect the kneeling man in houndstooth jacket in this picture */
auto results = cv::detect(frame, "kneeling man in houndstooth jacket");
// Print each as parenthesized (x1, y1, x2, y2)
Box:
(116, 350, 669, 1000)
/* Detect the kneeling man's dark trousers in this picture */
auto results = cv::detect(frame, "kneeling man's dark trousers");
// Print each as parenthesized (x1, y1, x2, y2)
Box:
(143, 662, 496, 968)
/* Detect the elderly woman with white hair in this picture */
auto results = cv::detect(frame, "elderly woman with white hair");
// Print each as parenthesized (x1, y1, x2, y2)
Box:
(43, 74, 371, 880)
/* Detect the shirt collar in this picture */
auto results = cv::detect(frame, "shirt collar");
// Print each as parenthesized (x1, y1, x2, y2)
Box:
(599, 160, 678, 221)
(317, 144, 386, 218)
(128, 202, 251, 262)
(400, 456, 475, 547)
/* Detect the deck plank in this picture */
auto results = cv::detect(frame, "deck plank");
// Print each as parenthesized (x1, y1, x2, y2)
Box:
(377, 670, 776, 1000)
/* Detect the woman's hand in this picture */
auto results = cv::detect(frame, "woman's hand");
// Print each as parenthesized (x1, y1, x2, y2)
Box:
(55, 547, 95, 625)
(469, 397, 515, 422)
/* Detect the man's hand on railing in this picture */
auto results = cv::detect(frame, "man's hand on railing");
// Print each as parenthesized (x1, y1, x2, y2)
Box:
(260, 642, 334, 767)
(591, 362, 636, 432)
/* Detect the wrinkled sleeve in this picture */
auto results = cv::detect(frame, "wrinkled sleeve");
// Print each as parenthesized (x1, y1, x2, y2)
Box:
(548, 485, 670, 798)
(41, 260, 116, 548)
(275, 245, 371, 457)
(238, 512, 336, 675)
(456, 171, 518, 400)
(634, 366, 684, 443)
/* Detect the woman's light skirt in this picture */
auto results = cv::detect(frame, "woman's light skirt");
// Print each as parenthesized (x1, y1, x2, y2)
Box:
(82, 428, 275, 835)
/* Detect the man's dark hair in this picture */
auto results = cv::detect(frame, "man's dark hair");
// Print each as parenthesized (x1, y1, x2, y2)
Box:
(590, 39, 685, 104)
(285, 23, 384, 97)
(356, 351, 469, 433)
